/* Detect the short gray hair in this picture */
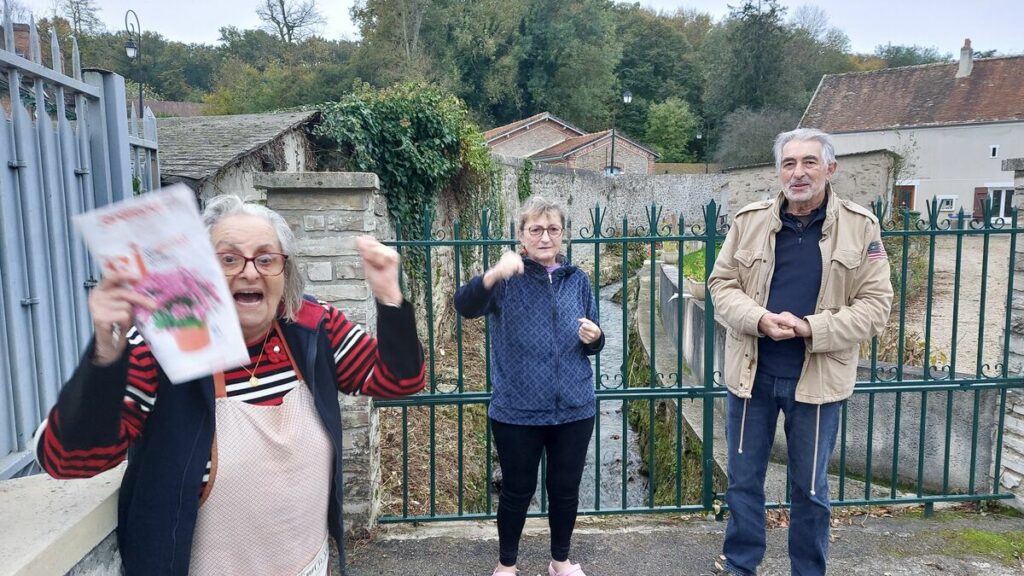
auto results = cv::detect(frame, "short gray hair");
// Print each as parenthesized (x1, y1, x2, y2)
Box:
(773, 128, 837, 171)
(202, 195, 304, 321)
(518, 195, 566, 231)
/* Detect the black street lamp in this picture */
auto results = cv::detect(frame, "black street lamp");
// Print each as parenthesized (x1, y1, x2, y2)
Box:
(609, 89, 632, 176)
(124, 10, 143, 117)
(695, 119, 708, 173)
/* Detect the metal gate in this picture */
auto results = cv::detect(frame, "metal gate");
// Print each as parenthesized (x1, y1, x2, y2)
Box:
(375, 198, 1023, 523)
(0, 2, 158, 479)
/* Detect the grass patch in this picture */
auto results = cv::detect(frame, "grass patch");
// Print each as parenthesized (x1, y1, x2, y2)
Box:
(679, 243, 722, 282)
(941, 528, 1024, 566)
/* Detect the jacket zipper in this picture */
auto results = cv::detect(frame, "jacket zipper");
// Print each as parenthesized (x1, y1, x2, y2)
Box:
(549, 271, 561, 410)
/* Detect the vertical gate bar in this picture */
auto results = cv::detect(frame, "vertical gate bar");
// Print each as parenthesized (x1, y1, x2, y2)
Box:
(33, 73, 75, 392)
(702, 201, 718, 511)
(675, 213, 684, 506)
(950, 213, 964, 378)
(647, 206, 657, 508)
(55, 56, 90, 354)
(454, 220, 464, 515)
(896, 208, 909, 381)
(890, 389, 901, 499)
(943, 390, 953, 493)
(0, 57, 41, 459)
(888, 209, 909, 495)
(865, 392, 875, 500)
(620, 216, 629, 509)
(424, 229, 437, 517)
(402, 407, 409, 518)
(923, 201, 938, 378)
(969, 388, 980, 495)
(993, 210, 1017, 494)
(10, 61, 58, 445)
(976, 207, 992, 379)
(967, 208, 994, 496)
(592, 213, 602, 511)
(0, 258, 15, 463)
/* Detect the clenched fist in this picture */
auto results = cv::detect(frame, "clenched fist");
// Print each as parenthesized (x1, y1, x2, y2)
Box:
(356, 235, 403, 306)
(483, 251, 525, 289)
(578, 318, 602, 344)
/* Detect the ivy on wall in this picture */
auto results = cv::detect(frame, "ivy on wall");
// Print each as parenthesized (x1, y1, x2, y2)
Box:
(312, 82, 495, 292)
(517, 158, 533, 202)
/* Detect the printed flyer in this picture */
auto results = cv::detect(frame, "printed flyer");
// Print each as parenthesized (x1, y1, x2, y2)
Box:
(73, 184, 249, 383)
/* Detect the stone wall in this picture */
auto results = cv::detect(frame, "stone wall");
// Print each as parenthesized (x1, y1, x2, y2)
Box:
(257, 171, 387, 535)
(723, 149, 897, 214)
(493, 153, 725, 233)
(1002, 156, 1024, 509)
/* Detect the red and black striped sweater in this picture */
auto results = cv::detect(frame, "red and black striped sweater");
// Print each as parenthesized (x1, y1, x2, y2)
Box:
(36, 299, 425, 479)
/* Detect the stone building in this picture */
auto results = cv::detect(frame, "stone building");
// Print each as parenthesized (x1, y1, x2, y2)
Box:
(485, 111, 658, 175)
(157, 110, 318, 203)
(801, 39, 1024, 221)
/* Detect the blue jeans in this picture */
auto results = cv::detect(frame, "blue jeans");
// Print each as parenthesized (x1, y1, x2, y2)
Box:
(723, 372, 842, 576)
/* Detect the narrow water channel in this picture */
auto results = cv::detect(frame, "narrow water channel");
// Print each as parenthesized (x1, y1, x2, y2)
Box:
(577, 283, 648, 510)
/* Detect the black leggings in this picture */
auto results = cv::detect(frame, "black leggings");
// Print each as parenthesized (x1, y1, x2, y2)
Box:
(490, 416, 595, 566)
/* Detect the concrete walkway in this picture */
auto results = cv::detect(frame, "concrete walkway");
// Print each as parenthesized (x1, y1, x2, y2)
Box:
(343, 509, 1024, 576)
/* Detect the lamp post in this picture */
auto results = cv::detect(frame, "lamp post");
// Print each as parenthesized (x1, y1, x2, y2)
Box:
(695, 120, 708, 173)
(609, 89, 632, 175)
(124, 10, 143, 117)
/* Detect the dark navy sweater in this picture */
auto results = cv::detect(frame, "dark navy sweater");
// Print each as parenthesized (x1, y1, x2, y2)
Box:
(454, 258, 604, 425)
(757, 199, 827, 379)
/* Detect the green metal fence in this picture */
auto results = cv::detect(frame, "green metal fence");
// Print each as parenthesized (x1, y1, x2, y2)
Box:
(376, 197, 1023, 524)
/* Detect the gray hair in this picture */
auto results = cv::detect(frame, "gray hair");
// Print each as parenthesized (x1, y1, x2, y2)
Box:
(202, 195, 304, 321)
(517, 195, 566, 231)
(773, 128, 837, 171)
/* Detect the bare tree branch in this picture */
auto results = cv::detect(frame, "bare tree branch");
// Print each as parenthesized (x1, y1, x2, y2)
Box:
(256, 0, 325, 43)
(60, 0, 103, 36)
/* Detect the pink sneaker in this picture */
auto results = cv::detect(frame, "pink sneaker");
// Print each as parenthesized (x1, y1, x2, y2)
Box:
(548, 562, 587, 576)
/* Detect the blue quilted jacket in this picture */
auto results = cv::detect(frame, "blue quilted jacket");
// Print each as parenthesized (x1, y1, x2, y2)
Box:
(454, 257, 605, 425)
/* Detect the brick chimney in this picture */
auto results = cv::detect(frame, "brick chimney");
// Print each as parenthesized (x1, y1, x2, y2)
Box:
(956, 38, 973, 78)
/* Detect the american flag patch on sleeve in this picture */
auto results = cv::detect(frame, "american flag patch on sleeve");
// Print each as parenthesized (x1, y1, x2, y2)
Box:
(867, 240, 887, 261)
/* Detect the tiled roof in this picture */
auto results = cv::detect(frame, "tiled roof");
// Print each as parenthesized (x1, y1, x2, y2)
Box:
(531, 131, 610, 159)
(801, 56, 1024, 133)
(531, 130, 658, 160)
(157, 111, 317, 184)
(484, 112, 586, 142)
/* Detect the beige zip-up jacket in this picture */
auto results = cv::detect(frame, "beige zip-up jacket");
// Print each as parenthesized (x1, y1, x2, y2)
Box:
(708, 187, 893, 404)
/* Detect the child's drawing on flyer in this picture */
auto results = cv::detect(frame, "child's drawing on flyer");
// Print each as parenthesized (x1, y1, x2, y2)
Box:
(74, 184, 248, 383)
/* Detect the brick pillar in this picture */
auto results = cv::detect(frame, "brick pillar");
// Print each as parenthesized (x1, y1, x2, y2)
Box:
(1001, 157, 1024, 509)
(256, 172, 387, 536)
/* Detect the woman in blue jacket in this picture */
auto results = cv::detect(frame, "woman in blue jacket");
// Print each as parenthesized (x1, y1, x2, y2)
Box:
(454, 196, 604, 576)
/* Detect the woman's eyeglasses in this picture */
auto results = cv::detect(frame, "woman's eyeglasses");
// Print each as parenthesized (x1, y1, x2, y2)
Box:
(525, 225, 563, 239)
(217, 252, 288, 276)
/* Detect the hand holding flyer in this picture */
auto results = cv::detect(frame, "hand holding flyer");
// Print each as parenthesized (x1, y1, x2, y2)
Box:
(74, 184, 248, 383)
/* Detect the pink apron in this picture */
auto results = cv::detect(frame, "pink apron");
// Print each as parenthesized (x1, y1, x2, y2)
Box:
(189, 324, 334, 575)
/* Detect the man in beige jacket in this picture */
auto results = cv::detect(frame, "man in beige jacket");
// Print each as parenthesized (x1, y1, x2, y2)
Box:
(708, 128, 892, 575)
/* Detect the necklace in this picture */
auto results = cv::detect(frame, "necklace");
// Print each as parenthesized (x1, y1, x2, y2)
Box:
(243, 326, 274, 387)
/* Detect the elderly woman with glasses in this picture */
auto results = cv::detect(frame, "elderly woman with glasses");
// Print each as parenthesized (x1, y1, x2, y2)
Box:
(454, 195, 604, 576)
(35, 195, 425, 576)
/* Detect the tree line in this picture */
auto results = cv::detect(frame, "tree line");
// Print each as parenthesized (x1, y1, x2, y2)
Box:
(29, 0, 991, 167)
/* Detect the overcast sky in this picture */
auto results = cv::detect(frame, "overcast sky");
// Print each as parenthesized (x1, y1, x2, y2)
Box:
(17, 0, 1024, 56)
